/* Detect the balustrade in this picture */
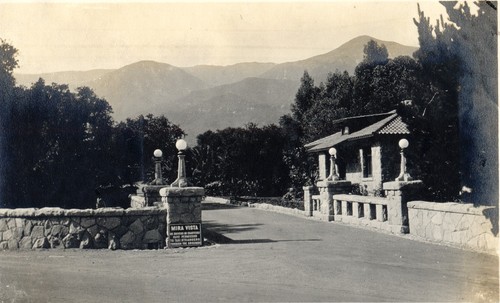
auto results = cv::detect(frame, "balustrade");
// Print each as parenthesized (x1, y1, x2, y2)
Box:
(333, 194, 389, 227)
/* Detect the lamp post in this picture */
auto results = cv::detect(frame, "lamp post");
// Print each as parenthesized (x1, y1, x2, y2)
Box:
(326, 147, 339, 181)
(171, 138, 191, 187)
(150, 149, 166, 185)
(395, 138, 413, 182)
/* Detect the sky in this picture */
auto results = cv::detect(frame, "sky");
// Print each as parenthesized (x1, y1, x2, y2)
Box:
(0, 1, 449, 74)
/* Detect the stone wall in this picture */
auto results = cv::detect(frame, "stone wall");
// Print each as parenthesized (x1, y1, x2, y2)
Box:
(0, 207, 167, 250)
(203, 196, 231, 204)
(408, 201, 498, 253)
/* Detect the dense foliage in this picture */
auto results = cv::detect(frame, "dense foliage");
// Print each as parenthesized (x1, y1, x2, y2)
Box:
(0, 42, 184, 208)
(411, 2, 497, 203)
(190, 124, 290, 197)
(113, 115, 184, 186)
(1, 79, 114, 208)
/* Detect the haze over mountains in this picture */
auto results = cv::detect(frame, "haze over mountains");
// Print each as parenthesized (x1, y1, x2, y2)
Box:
(14, 36, 417, 141)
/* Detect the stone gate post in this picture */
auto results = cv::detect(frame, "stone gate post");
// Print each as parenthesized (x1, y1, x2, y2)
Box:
(303, 186, 314, 217)
(383, 180, 423, 233)
(160, 187, 204, 248)
(316, 180, 351, 221)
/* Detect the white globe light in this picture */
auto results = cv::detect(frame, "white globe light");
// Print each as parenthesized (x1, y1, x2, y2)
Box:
(175, 139, 188, 151)
(328, 147, 337, 156)
(153, 149, 163, 158)
(399, 138, 409, 149)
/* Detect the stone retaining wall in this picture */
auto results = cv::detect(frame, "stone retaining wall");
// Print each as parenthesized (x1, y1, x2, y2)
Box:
(248, 203, 306, 217)
(202, 196, 231, 204)
(408, 201, 498, 253)
(0, 207, 167, 250)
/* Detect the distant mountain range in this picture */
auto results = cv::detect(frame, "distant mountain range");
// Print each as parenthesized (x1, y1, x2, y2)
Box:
(14, 35, 417, 142)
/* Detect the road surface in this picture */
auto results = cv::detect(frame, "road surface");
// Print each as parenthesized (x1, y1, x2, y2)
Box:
(0, 203, 498, 302)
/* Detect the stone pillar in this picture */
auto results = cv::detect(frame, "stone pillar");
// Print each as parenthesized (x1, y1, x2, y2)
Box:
(160, 187, 204, 248)
(303, 186, 314, 217)
(383, 180, 423, 233)
(141, 149, 168, 207)
(142, 185, 166, 206)
(364, 203, 373, 220)
(352, 202, 361, 218)
(341, 200, 349, 216)
(316, 180, 351, 221)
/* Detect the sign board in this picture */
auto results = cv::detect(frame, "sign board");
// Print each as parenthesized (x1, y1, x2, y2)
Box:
(168, 223, 202, 247)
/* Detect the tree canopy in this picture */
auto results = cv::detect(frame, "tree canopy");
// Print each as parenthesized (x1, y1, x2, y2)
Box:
(0, 39, 185, 208)
(412, 1, 497, 203)
(191, 124, 290, 197)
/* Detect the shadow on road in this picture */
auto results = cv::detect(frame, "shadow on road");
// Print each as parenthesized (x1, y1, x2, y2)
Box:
(229, 239, 322, 244)
(202, 221, 322, 245)
(203, 220, 262, 234)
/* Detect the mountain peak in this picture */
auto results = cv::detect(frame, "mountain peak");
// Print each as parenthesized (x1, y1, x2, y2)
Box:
(14, 35, 418, 138)
(259, 35, 418, 82)
(119, 60, 176, 71)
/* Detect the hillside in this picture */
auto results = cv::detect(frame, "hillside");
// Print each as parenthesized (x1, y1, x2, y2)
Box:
(159, 77, 299, 140)
(259, 35, 417, 83)
(183, 62, 276, 87)
(85, 61, 208, 120)
(166, 93, 291, 143)
(13, 35, 418, 139)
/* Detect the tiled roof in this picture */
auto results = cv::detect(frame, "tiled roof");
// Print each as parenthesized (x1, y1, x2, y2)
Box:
(378, 116, 410, 134)
(306, 111, 410, 152)
(326, 110, 396, 125)
(305, 131, 345, 152)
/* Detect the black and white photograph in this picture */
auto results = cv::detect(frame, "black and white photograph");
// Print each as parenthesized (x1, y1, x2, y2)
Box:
(0, 1, 498, 302)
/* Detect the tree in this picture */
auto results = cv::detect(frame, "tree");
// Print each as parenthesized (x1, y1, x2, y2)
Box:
(0, 39, 18, 207)
(1, 79, 117, 208)
(113, 114, 185, 186)
(442, 1, 497, 205)
(412, 2, 497, 204)
(291, 71, 320, 126)
(192, 124, 290, 197)
(352, 39, 428, 116)
(363, 39, 389, 66)
(0, 38, 18, 91)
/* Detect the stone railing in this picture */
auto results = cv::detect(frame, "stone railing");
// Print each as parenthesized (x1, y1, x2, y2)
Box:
(304, 180, 422, 234)
(408, 201, 498, 254)
(332, 194, 394, 230)
(311, 194, 321, 216)
(0, 207, 167, 250)
(304, 180, 352, 221)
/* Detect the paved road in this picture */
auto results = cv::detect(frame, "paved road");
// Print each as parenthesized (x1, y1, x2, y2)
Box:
(0, 204, 498, 302)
